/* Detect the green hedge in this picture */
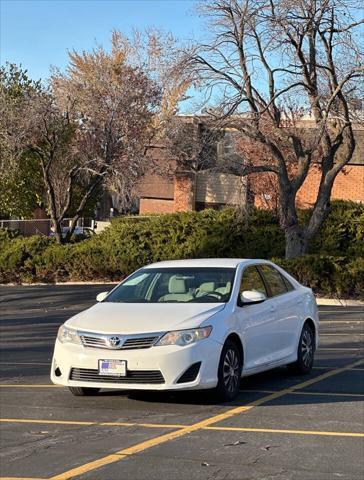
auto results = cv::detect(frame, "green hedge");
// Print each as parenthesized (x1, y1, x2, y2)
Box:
(275, 256, 363, 299)
(0, 201, 363, 298)
(304, 201, 364, 257)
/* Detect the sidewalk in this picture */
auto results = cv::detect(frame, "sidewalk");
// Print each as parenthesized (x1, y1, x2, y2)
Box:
(316, 298, 364, 306)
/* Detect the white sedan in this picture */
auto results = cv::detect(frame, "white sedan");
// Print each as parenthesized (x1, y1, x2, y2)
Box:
(51, 259, 319, 401)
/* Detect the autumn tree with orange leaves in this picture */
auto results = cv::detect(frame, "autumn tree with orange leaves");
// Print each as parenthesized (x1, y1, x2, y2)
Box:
(2, 31, 188, 243)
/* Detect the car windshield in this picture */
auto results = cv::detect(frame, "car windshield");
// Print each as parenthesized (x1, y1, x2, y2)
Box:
(104, 267, 236, 303)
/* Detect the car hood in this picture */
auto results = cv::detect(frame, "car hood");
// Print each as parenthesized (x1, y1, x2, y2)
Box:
(65, 302, 226, 334)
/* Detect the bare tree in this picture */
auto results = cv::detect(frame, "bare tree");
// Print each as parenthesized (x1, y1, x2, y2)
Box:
(161, 116, 222, 175)
(1, 89, 78, 242)
(2, 63, 159, 244)
(184, 0, 363, 258)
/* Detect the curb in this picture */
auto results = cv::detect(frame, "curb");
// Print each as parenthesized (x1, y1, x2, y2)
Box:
(316, 298, 364, 307)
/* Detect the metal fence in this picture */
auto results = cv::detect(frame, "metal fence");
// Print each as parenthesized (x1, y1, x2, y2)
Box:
(0, 216, 165, 237)
(0, 218, 96, 237)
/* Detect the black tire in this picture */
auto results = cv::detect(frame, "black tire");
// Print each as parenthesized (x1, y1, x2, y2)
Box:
(215, 339, 242, 402)
(68, 387, 100, 396)
(288, 323, 315, 374)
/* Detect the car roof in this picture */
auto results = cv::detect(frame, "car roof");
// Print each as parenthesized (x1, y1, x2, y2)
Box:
(144, 258, 271, 269)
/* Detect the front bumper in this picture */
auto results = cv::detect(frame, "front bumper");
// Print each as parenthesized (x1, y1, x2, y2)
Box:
(50, 338, 222, 391)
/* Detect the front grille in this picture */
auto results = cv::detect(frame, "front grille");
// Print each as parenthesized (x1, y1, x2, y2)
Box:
(79, 332, 160, 350)
(122, 337, 159, 349)
(176, 362, 201, 384)
(80, 335, 108, 349)
(70, 368, 165, 384)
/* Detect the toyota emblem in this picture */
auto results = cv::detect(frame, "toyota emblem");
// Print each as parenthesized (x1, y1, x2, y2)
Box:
(108, 336, 121, 347)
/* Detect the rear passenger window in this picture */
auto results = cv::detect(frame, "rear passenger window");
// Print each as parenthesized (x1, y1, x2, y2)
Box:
(282, 275, 294, 292)
(259, 265, 287, 297)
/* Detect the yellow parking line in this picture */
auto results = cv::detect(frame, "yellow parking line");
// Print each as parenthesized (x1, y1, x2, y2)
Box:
(99, 422, 185, 429)
(0, 419, 95, 426)
(50, 454, 128, 479)
(0, 418, 186, 429)
(240, 359, 364, 411)
(2, 418, 363, 438)
(206, 426, 364, 437)
(0, 478, 46, 480)
(49, 358, 364, 480)
(49, 407, 255, 480)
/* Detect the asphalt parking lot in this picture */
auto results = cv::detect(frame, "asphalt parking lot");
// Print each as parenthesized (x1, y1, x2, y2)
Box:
(0, 285, 363, 480)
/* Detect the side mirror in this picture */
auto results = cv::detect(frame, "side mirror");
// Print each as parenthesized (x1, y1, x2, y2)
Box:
(96, 291, 109, 302)
(239, 290, 266, 306)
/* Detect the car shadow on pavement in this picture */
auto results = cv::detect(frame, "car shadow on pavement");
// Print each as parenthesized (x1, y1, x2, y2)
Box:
(94, 364, 364, 406)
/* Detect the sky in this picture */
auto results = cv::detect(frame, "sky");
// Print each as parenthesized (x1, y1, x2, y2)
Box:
(0, 0, 202, 82)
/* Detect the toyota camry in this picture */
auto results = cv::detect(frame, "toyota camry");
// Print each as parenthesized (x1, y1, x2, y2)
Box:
(51, 259, 319, 401)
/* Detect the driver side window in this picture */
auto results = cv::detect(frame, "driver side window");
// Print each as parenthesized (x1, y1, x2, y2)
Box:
(240, 266, 267, 296)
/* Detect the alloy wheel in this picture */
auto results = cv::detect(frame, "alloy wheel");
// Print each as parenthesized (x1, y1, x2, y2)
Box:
(223, 348, 240, 393)
(301, 328, 313, 367)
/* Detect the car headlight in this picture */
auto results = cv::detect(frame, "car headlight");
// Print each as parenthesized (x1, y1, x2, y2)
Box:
(57, 325, 81, 345)
(156, 326, 212, 347)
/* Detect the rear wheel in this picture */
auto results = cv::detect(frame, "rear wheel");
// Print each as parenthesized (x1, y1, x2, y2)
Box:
(288, 323, 315, 374)
(68, 387, 100, 396)
(215, 339, 242, 401)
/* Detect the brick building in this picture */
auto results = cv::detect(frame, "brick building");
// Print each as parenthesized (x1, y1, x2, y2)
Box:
(296, 161, 364, 208)
(138, 171, 248, 214)
(137, 118, 363, 214)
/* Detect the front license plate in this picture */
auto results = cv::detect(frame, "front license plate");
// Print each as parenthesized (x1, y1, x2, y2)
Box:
(98, 360, 127, 377)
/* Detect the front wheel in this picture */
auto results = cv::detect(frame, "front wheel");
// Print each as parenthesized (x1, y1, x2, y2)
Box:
(68, 387, 100, 396)
(288, 323, 315, 374)
(215, 339, 242, 402)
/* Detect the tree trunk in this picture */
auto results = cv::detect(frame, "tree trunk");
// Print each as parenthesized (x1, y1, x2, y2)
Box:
(64, 175, 103, 242)
(285, 226, 308, 259)
(50, 216, 63, 244)
(278, 179, 307, 260)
